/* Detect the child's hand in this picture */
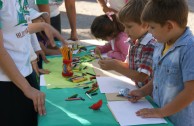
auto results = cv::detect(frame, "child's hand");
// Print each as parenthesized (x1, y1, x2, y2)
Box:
(31, 60, 50, 76)
(136, 108, 164, 118)
(128, 89, 146, 103)
(95, 47, 103, 60)
(95, 47, 101, 55)
(98, 59, 116, 70)
(43, 23, 68, 46)
(35, 50, 49, 63)
(38, 69, 50, 75)
(29, 22, 68, 47)
(23, 86, 46, 116)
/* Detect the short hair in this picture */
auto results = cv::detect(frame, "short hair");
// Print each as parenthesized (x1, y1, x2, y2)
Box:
(91, 14, 124, 39)
(118, 0, 148, 24)
(141, 0, 188, 28)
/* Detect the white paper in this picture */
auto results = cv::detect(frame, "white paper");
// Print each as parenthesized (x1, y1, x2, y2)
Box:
(108, 101, 167, 126)
(73, 49, 79, 54)
(40, 75, 46, 86)
(96, 76, 137, 93)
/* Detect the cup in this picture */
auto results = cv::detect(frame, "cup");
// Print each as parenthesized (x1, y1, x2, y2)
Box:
(62, 59, 73, 77)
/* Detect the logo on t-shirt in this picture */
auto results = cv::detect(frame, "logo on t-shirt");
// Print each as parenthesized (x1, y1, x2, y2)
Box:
(0, 0, 3, 9)
(15, 0, 30, 38)
(15, 0, 30, 26)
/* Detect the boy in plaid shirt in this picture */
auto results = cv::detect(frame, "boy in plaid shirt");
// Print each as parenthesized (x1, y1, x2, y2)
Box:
(98, 0, 156, 88)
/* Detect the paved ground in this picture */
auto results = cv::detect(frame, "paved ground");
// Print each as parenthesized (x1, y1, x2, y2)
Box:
(59, 0, 194, 40)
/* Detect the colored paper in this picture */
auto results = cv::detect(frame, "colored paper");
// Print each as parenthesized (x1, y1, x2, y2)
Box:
(43, 57, 95, 89)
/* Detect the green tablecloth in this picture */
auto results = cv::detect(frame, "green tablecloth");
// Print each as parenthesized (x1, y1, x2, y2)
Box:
(39, 55, 174, 126)
(39, 87, 118, 126)
(39, 87, 173, 126)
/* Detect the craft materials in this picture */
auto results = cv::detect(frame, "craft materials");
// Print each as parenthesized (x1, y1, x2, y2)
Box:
(62, 59, 73, 77)
(83, 86, 89, 89)
(83, 81, 94, 85)
(86, 72, 95, 76)
(65, 97, 85, 101)
(72, 42, 79, 50)
(117, 88, 133, 98)
(61, 46, 73, 77)
(85, 88, 94, 94)
(92, 83, 98, 88)
(76, 83, 87, 87)
(68, 76, 87, 83)
(90, 87, 98, 93)
(82, 73, 87, 76)
(89, 99, 102, 110)
(72, 76, 87, 83)
(91, 92, 98, 96)
(83, 66, 88, 70)
(85, 93, 92, 99)
(68, 94, 78, 99)
(90, 76, 96, 80)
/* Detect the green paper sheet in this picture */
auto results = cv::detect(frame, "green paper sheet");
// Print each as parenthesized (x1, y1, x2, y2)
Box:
(43, 56, 96, 89)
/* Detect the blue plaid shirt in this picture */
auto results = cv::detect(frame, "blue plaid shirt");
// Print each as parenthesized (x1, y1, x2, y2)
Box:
(152, 27, 194, 126)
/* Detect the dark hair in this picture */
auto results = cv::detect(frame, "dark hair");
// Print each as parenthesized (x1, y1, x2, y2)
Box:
(141, 0, 188, 28)
(91, 14, 124, 39)
(118, 0, 148, 24)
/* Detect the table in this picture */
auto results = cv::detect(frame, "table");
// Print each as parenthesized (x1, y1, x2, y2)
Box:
(38, 48, 173, 126)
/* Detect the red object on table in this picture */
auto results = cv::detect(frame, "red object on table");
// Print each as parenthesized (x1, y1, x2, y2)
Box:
(62, 59, 73, 77)
(89, 99, 103, 110)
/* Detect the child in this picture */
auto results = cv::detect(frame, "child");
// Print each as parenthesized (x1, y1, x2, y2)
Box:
(0, 0, 67, 126)
(91, 12, 129, 61)
(129, 0, 194, 126)
(30, 8, 61, 56)
(98, 0, 156, 88)
(29, 0, 78, 40)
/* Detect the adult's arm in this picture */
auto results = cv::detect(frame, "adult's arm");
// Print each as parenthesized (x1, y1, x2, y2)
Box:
(96, 0, 117, 13)
(65, 0, 78, 40)
(0, 30, 46, 116)
(35, 0, 51, 24)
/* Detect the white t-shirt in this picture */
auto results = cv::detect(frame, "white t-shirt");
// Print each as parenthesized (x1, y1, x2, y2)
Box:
(28, 0, 63, 18)
(31, 33, 41, 52)
(107, 0, 128, 11)
(30, 41, 37, 62)
(0, 0, 32, 81)
(49, 0, 63, 17)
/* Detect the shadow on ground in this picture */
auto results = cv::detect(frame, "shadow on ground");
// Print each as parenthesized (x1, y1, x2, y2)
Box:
(60, 11, 96, 29)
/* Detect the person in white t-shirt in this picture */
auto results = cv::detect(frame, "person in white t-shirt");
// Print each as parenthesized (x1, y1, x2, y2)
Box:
(97, 0, 128, 13)
(29, 0, 78, 41)
(0, 0, 67, 126)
